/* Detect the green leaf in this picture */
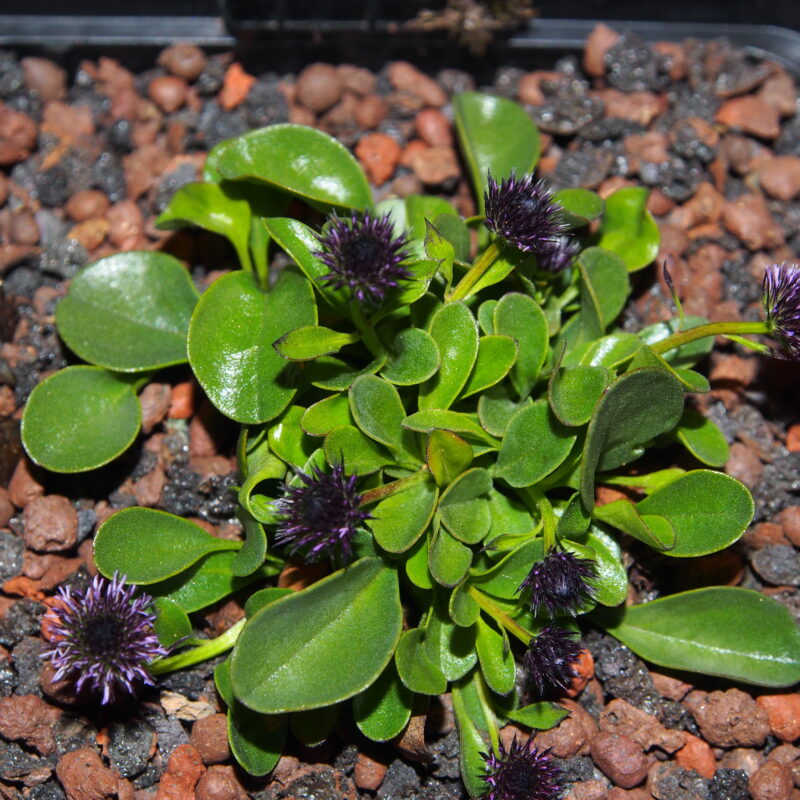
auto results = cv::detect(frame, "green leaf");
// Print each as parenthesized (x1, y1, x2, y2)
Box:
(427, 429, 473, 486)
(301, 393, 353, 436)
(381, 327, 440, 386)
(675, 408, 730, 467)
(597, 587, 800, 687)
(406, 534, 433, 589)
(268, 405, 316, 466)
(152, 598, 193, 649)
(471, 540, 544, 599)
(228, 705, 286, 777)
(495, 401, 577, 488)
(231, 508, 268, 578)
(439, 468, 493, 545)
(450, 581, 481, 627)
(434, 212, 470, 262)
(578, 528, 627, 607)
(598, 186, 660, 271)
(422, 219, 455, 284)
(216, 124, 371, 210)
(580, 369, 685, 508)
(429, 526, 473, 588)
(22, 366, 141, 473)
(395, 628, 448, 695)
(308, 354, 387, 393)
(231, 558, 402, 712)
(349, 375, 410, 456)
(462, 335, 518, 399)
(475, 618, 515, 695)
(553, 188, 604, 228)
(371, 479, 438, 554)
(452, 679, 491, 799)
(188, 267, 316, 424)
(291, 705, 339, 746)
(477, 384, 529, 437)
(55, 252, 199, 372)
(555, 493, 591, 538)
(244, 587, 293, 618)
(638, 316, 713, 368)
(274, 325, 358, 361)
(493, 293, 548, 396)
(94, 508, 239, 584)
(453, 92, 541, 209)
(405, 195, 459, 259)
(353, 661, 413, 742)
(549, 364, 609, 427)
(504, 701, 568, 729)
(404, 409, 500, 447)
(581, 332, 643, 369)
(424, 595, 477, 681)
(593, 499, 675, 552)
(419, 302, 479, 411)
(324, 425, 391, 475)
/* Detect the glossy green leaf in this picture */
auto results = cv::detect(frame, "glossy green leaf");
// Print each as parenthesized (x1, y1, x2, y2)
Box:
(452, 680, 491, 799)
(475, 618, 515, 695)
(461, 335, 518, 399)
(188, 268, 316, 424)
(406, 534, 434, 590)
(597, 186, 660, 271)
(268, 405, 315, 466)
(450, 581, 481, 627)
(471, 540, 544, 599)
(597, 587, 800, 687)
(323, 425, 391, 475)
(353, 661, 413, 742)
(238, 447, 285, 525)
(308, 354, 387, 393)
(453, 92, 541, 208)
(638, 316, 713, 368)
(22, 366, 141, 473)
(429, 526, 473, 587)
(581, 332, 643, 369)
(56, 252, 198, 372)
(439, 468, 492, 545)
(555, 493, 591, 538)
(371, 478, 438, 553)
(427, 429, 473, 486)
(504, 702, 568, 729)
(419, 302, 479, 411)
(94, 508, 239, 584)
(553, 188, 604, 228)
(593, 498, 676, 552)
(301, 393, 353, 436)
(216, 124, 371, 210)
(395, 628, 447, 695)
(477, 384, 529, 437)
(228, 704, 286, 777)
(434, 212, 470, 261)
(422, 218, 455, 280)
(675, 408, 730, 467)
(274, 325, 358, 361)
(495, 401, 577, 488)
(580, 368, 685, 508)
(424, 596, 477, 681)
(381, 327, 440, 386)
(349, 375, 409, 455)
(549, 364, 609, 427)
(493, 293, 548, 396)
(244, 587, 294, 618)
(405, 195, 458, 259)
(152, 598, 192, 649)
(404, 409, 500, 447)
(487, 489, 535, 540)
(232, 558, 402, 712)
(231, 507, 268, 577)
(291, 704, 339, 746)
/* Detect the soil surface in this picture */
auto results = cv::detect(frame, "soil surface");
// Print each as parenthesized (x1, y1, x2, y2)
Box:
(0, 23, 800, 800)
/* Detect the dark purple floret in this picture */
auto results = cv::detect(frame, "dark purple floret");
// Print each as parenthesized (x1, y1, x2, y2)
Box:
(274, 463, 370, 563)
(536, 236, 580, 273)
(481, 737, 564, 800)
(524, 626, 583, 696)
(315, 210, 411, 305)
(519, 550, 597, 618)
(762, 263, 800, 360)
(42, 573, 166, 705)
(484, 172, 567, 254)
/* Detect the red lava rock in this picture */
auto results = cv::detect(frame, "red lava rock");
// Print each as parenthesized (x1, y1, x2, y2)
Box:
(758, 71, 798, 117)
(7, 457, 45, 508)
(682, 181, 725, 226)
(355, 132, 401, 186)
(169, 381, 197, 419)
(720, 133, 771, 175)
(354, 94, 388, 130)
(717, 95, 781, 139)
(139, 382, 172, 435)
(0, 487, 13, 528)
(647, 761, 707, 800)
(388, 61, 447, 107)
(709, 353, 758, 387)
(148, 75, 188, 113)
(155, 744, 206, 800)
(21, 57, 66, 103)
(194, 766, 247, 800)
(786, 426, 800, 453)
(22, 494, 78, 552)
(296, 63, 343, 113)
(749, 759, 794, 800)
(583, 23, 620, 77)
(158, 44, 207, 81)
(693, 688, 770, 747)
(565, 780, 609, 800)
(742, 521, 790, 550)
(65, 189, 110, 222)
(190, 714, 231, 765)
(69, 218, 109, 252)
(566, 649, 595, 698)
(107, 200, 144, 249)
(722, 193, 784, 250)
(653, 41, 689, 80)
(778, 507, 800, 547)
(726, 441, 764, 487)
(607, 789, 650, 800)
(205, 598, 245, 636)
(536, 714, 592, 758)
(767, 743, 800, 765)
(600, 698, 685, 754)
(42, 100, 94, 140)
(590, 731, 649, 789)
(337, 64, 376, 96)
(56, 747, 134, 800)
(353, 752, 387, 791)
(408, 145, 460, 186)
(719, 746, 764, 776)
(9, 212, 40, 245)
(415, 108, 453, 147)
(757, 156, 800, 201)
(218, 63, 256, 111)
(601, 89, 664, 126)
(757, 695, 800, 743)
(0, 694, 61, 755)
(675, 732, 717, 778)
(0, 103, 37, 165)
(517, 71, 561, 106)
(624, 131, 670, 165)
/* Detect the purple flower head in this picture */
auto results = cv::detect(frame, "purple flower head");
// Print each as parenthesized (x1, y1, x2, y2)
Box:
(536, 235, 580, 274)
(274, 463, 370, 563)
(524, 626, 583, 697)
(480, 737, 564, 800)
(315, 210, 411, 305)
(42, 573, 166, 705)
(762, 263, 800, 360)
(519, 550, 597, 618)
(484, 172, 567, 254)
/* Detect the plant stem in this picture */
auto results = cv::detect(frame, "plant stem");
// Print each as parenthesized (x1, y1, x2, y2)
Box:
(148, 618, 246, 675)
(350, 301, 385, 359)
(359, 469, 430, 507)
(522, 486, 556, 553)
(649, 320, 768, 356)
(468, 586, 533, 645)
(474, 670, 501, 757)
(447, 239, 503, 302)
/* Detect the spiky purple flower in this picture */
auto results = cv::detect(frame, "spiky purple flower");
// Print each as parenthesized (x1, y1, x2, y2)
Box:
(762, 263, 800, 360)
(480, 737, 564, 800)
(42, 573, 166, 704)
(484, 172, 567, 254)
(536, 235, 580, 273)
(519, 550, 597, 618)
(273, 463, 370, 563)
(524, 626, 583, 696)
(315, 211, 411, 305)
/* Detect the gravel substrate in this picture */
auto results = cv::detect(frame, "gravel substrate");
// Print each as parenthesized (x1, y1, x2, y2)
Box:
(1, 23, 800, 800)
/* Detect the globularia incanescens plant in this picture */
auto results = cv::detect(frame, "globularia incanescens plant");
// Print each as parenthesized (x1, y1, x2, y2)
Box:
(21, 91, 800, 795)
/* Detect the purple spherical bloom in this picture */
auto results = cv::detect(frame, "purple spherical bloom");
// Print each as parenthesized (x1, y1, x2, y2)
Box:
(519, 550, 597, 618)
(484, 172, 567, 254)
(42, 573, 166, 705)
(274, 463, 370, 563)
(762, 263, 800, 360)
(480, 737, 564, 800)
(536, 235, 580, 273)
(524, 626, 583, 696)
(315, 210, 411, 305)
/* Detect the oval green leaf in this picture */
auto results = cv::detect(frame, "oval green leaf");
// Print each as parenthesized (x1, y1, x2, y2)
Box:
(381, 327, 440, 386)
(597, 186, 660, 272)
(353, 661, 413, 742)
(675, 408, 730, 468)
(462, 335, 518, 399)
(549, 365, 609, 427)
(553, 188, 604, 228)
(439, 468, 493, 545)
(493, 293, 548, 397)
(371, 479, 438, 554)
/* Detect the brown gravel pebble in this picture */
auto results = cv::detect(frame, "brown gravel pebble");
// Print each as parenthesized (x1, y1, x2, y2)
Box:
(21, 57, 66, 102)
(565, 780, 609, 800)
(9, 212, 39, 245)
(296, 63, 343, 113)
(600, 698, 685, 754)
(355, 94, 388, 130)
(720, 746, 765, 775)
(757, 695, 800, 743)
(675, 732, 717, 778)
(778, 507, 800, 547)
(650, 671, 692, 701)
(22, 494, 78, 552)
(415, 108, 453, 148)
(56, 747, 134, 800)
(107, 199, 144, 249)
(190, 714, 231, 765)
(148, 75, 188, 113)
(716, 95, 781, 139)
(388, 61, 447, 107)
(219, 63, 256, 111)
(750, 759, 795, 800)
(0, 487, 13, 528)
(355, 132, 401, 186)
(7, 457, 44, 508)
(535, 714, 592, 758)
(194, 766, 247, 800)
(601, 90, 664, 126)
(757, 156, 800, 201)
(607, 790, 650, 800)
(42, 100, 94, 139)
(66, 189, 110, 222)
(726, 441, 764, 487)
(337, 64, 376, 96)
(408, 145, 460, 186)
(158, 44, 207, 81)
(0, 103, 37, 165)
(155, 744, 206, 800)
(0, 694, 61, 755)
(647, 761, 707, 800)
(693, 688, 770, 747)
(583, 23, 620, 77)
(758, 71, 798, 116)
(139, 382, 172, 435)
(590, 732, 650, 789)
(723, 192, 784, 250)
(353, 752, 387, 791)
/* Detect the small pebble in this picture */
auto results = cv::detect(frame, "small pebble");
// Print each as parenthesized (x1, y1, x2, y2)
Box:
(148, 75, 188, 114)
(296, 63, 343, 114)
(590, 732, 649, 789)
(190, 714, 230, 765)
(158, 44, 207, 81)
(748, 760, 794, 800)
(22, 495, 78, 553)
